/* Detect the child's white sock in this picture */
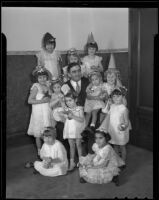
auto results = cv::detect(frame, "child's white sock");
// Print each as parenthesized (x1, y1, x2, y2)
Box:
(90, 123, 95, 127)
(69, 158, 76, 170)
(37, 149, 40, 156)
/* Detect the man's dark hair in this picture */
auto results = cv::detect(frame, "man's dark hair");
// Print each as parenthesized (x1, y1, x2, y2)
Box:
(67, 62, 81, 73)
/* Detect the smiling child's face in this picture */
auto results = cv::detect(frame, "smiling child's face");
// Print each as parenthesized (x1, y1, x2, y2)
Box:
(43, 135, 55, 145)
(88, 47, 96, 56)
(69, 55, 78, 63)
(95, 133, 107, 148)
(91, 74, 100, 86)
(53, 83, 61, 94)
(106, 72, 116, 85)
(112, 94, 123, 105)
(65, 97, 76, 108)
(37, 75, 47, 85)
(45, 43, 55, 53)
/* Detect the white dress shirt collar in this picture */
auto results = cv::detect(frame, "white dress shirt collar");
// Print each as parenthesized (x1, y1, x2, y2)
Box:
(70, 79, 81, 90)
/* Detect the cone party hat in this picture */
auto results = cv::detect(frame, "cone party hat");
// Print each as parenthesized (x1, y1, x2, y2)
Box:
(108, 53, 116, 69)
(87, 32, 96, 44)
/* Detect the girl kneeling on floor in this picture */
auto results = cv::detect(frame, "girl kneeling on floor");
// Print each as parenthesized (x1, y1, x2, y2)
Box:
(78, 131, 125, 184)
(34, 127, 68, 177)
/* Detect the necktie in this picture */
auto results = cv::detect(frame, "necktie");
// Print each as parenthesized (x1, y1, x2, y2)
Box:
(76, 81, 80, 94)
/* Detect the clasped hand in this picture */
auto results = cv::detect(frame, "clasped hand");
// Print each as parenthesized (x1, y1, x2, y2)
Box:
(118, 123, 127, 131)
(43, 157, 54, 169)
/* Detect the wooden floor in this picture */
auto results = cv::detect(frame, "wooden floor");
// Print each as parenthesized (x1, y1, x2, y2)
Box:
(5, 143, 153, 199)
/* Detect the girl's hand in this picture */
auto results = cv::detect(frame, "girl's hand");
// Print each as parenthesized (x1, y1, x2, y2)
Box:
(118, 124, 126, 131)
(67, 112, 73, 119)
(43, 157, 51, 162)
(90, 65, 98, 71)
(42, 96, 50, 103)
(85, 164, 93, 170)
(58, 95, 64, 102)
(46, 80, 52, 87)
(83, 72, 88, 78)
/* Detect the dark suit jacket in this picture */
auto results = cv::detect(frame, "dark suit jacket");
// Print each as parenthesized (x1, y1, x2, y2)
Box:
(65, 77, 89, 106)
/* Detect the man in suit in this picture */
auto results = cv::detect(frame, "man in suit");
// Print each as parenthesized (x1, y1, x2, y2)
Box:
(61, 62, 89, 106)
(56, 62, 90, 158)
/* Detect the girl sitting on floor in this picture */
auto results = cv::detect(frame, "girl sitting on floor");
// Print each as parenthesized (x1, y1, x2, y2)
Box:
(78, 131, 125, 185)
(34, 127, 68, 177)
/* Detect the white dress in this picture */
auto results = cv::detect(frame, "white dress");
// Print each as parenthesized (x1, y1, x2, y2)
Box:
(79, 143, 125, 184)
(108, 104, 131, 145)
(102, 83, 116, 113)
(84, 84, 105, 112)
(63, 106, 85, 139)
(36, 49, 60, 78)
(50, 93, 65, 123)
(27, 83, 52, 137)
(82, 55, 102, 76)
(102, 83, 127, 113)
(34, 140, 68, 177)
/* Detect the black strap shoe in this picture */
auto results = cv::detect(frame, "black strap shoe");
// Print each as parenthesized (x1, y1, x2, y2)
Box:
(80, 177, 87, 183)
(25, 161, 34, 168)
(112, 175, 119, 186)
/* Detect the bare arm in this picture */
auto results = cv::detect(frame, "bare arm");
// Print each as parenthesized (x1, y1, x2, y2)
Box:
(98, 60, 104, 72)
(87, 91, 107, 101)
(87, 146, 110, 169)
(118, 108, 129, 131)
(28, 86, 50, 104)
(86, 84, 102, 100)
(68, 108, 85, 123)
(50, 95, 60, 109)
(123, 108, 129, 129)
(36, 52, 44, 66)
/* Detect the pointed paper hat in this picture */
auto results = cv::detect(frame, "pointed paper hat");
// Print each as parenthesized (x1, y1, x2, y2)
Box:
(104, 53, 121, 83)
(85, 32, 98, 51)
(108, 53, 116, 69)
(87, 32, 96, 44)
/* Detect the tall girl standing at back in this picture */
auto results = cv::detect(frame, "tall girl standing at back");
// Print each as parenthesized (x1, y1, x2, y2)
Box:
(36, 32, 62, 80)
(27, 66, 53, 156)
(60, 92, 85, 171)
(82, 32, 103, 77)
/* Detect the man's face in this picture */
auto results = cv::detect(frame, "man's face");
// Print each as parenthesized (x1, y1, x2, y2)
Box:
(68, 65, 82, 82)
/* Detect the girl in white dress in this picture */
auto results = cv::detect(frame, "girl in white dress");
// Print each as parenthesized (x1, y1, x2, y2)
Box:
(79, 131, 125, 184)
(82, 33, 103, 77)
(27, 66, 53, 156)
(34, 127, 68, 177)
(59, 92, 85, 171)
(107, 88, 131, 163)
(84, 71, 107, 130)
(36, 32, 62, 80)
(49, 78, 65, 125)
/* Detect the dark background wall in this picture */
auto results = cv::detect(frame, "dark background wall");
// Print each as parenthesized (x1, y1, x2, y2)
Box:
(7, 51, 128, 139)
